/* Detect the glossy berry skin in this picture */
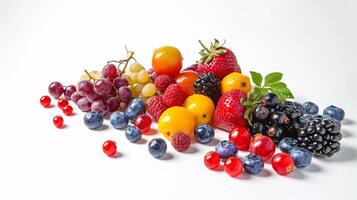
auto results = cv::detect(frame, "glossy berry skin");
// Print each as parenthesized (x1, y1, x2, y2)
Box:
(40, 96, 51, 107)
(204, 151, 221, 170)
(102, 140, 117, 157)
(243, 154, 264, 175)
(83, 111, 103, 130)
(102, 64, 118, 80)
(152, 46, 182, 77)
(134, 114, 152, 133)
(175, 70, 198, 97)
(289, 147, 312, 168)
(278, 137, 299, 154)
(58, 99, 69, 110)
(323, 105, 345, 121)
(261, 93, 279, 107)
(229, 127, 251, 151)
(215, 140, 237, 159)
(64, 85, 77, 100)
(250, 134, 276, 161)
(303, 101, 319, 115)
(194, 124, 215, 144)
(53, 115, 64, 128)
(254, 105, 270, 120)
(270, 111, 289, 125)
(125, 98, 146, 122)
(110, 111, 129, 130)
(125, 126, 142, 143)
(272, 153, 295, 175)
(63, 105, 73, 116)
(48, 82, 64, 99)
(148, 138, 167, 158)
(224, 157, 243, 177)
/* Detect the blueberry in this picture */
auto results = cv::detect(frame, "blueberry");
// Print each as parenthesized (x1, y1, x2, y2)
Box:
(278, 137, 298, 154)
(148, 138, 167, 158)
(303, 101, 319, 115)
(289, 147, 312, 168)
(250, 122, 265, 135)
(254, 105, 270, 120)
(125, 98, 146, 122)
(125, 126, 142, 143)
(215, 140, 237, 159)
(194, 124, 215, 144)
(270, 111, 289, 125)
(262, 93, 279, 107)
(294, 102, 306, 114)
(83, 111, 103, 130)
(109, 111, 129, 129)
(243, 154, 264, 175)
(323, 105, 345, 121)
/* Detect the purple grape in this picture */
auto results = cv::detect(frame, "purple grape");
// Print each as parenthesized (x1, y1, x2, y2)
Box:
(71, 92, 83, 104)
(107, 97, 120, 112)
(94, 78, 113, 95)
(78, 80, 94, 96)
(48, 82, 64, 99)
(91, 99, 108, 113)
(118, 86, 132, 102)
(86, 92, 101, 103)
(64, 85, 77, 100)
(113, 77, 128, 89)
(77, 97, 92, 112)
(102, 64, 118, 79)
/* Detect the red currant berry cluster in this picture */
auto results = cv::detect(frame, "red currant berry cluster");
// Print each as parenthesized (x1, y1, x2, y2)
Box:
(204, 127, 296, 177)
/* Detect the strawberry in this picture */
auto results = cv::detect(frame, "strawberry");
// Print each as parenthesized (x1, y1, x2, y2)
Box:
(197, 39, 241, 79)
(213, 89, 247, 132)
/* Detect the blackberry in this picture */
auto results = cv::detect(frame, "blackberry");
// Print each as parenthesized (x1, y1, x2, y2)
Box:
(297, 115, 342, 158)
(193, 73, 221, 104)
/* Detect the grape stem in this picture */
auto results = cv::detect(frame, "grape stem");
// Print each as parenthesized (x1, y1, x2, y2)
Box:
(84, 69, 95, 82)
(107, 47, 136, 77)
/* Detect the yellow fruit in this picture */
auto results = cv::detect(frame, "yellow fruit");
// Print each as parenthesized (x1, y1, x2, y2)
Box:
(221, 72, 251, 94)
(184, 94, 215, 125)
(158, 106, 195, 140)
(129, 62, 144, 73)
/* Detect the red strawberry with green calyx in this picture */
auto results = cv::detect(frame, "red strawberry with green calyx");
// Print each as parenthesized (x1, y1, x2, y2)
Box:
(213, 89, 247, 132)
(197, 39, 241, 80)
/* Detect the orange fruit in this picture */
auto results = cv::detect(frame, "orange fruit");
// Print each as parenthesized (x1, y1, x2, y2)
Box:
(158, 106, 195, 140)
(184, 94, 215, 125)
(221, 72, 251, 94)
(152, 46, 183, 77)
(175, 70, 198, 97)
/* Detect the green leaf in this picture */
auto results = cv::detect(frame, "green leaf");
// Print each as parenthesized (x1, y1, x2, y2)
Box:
(264, 72, 282, 86)
(269, 87, 294, 101)
(250, 71, 263, 87)
(266, 81, 287, 88)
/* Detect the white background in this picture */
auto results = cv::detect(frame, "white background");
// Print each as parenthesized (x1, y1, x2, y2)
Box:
(0, 0, 356, 199)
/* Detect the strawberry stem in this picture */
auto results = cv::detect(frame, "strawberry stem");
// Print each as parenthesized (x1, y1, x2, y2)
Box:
(198, 40, 212, 54)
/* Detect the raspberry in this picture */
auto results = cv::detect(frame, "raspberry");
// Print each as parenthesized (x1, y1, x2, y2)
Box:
(171, 132, 191, 152)
(147, 96, 168, 121)
(163, 84, 185, 107)
(154, 75, 176, 93)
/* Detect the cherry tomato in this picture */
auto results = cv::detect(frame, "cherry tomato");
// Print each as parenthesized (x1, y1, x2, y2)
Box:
(152, 46, 182, 77)
(175, 70, 198, 97)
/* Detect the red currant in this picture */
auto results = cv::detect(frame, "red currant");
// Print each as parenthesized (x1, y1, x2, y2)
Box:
(53, 115, 64, 128)
(134, 114, 152, 133)
(224, 157, 243, 177)
(40, 95, 51, 107)
(250, 134, 276, 161)
(58, 99, 69, 110)
(103, 140, 117, 157)
(204, 151, 221, 170)
(272, 153, 295, 175)
(229, 127, 251, 151)
(63, 105, 73, 116)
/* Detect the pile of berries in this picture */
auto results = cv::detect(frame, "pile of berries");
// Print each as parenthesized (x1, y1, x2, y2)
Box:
(40, 39, 347, 179)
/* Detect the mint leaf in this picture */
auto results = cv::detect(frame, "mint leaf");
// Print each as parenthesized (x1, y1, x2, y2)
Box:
(266, 81, 287, 88)
(264, 72, 282, 86)
(270, 87, 294, 101)
(250, 71, 263, 87)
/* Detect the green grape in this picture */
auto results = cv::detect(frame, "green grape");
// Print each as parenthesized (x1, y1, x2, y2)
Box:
(137, 70, 150, 84)
(129, 62, 144, 73)
(134, 83, 144, 93)
(142, 83, 157, 97)
(122, 74, 134, 85)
